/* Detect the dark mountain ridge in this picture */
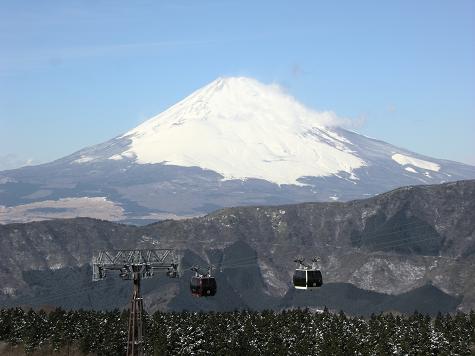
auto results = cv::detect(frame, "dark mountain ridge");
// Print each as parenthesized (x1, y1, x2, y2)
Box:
(0, 180, 474, 313)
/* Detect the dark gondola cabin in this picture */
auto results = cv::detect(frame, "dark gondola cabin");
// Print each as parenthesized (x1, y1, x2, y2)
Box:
(190, 276, 217, 297)
(293, 269, 323, 290)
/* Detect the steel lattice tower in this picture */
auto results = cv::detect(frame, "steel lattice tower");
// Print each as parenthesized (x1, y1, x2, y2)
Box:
(93, 249, 179, 356)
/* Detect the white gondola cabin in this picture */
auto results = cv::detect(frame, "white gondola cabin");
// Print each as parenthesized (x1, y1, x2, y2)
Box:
(292, 258, 323, 290)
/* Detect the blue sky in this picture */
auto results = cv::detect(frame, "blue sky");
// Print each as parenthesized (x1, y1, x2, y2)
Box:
(0, 0, 474, 170)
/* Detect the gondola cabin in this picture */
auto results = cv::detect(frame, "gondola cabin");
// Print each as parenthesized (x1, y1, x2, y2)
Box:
(293, 269, 323, 290)
(190, 276, 217, 297)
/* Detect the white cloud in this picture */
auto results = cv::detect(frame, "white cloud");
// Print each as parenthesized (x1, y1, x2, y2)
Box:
(314, 110, 366, 129)
(274, 83, 366, 129)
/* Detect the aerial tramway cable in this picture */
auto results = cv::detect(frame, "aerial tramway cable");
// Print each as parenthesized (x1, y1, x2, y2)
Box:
(14, 221, 471, 305)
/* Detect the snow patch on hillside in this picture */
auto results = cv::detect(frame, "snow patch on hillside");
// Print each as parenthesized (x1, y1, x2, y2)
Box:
(0, 176, 16, 184)
(392, 153, 440, 172)
(350, 258, 426, 294)
(73, 155, 95, 164)
(109, 154, 124, 161)
(120, 77, 366, 185)
(1, 287, 15, 296)
(109, 152, 135, 161)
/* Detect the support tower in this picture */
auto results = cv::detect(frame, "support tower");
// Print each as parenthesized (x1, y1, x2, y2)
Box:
(93, 249, 179, 356)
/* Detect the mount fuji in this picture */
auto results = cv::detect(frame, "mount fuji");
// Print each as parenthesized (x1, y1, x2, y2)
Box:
(1, 77, 474, 223)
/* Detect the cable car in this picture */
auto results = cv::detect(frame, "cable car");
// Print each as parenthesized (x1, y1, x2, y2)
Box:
(190, 266, 217, 297)
(293, 258, 323, 290)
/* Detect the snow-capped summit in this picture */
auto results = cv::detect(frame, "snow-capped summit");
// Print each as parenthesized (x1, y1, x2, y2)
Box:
(1, 76, 474, 223)
(116, 77, 365, 185)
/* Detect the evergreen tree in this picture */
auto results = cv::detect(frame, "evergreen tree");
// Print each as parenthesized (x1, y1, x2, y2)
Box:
(0, 306, 474, 355)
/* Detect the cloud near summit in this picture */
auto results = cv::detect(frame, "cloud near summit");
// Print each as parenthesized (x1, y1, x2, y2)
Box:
(312, 110, 366, 130)
(272, 81, 365, 130)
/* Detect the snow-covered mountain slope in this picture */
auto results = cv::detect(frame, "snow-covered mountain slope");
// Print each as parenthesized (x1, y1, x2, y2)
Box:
(117, 77, 365, 185)
(1, 77, 474, 223)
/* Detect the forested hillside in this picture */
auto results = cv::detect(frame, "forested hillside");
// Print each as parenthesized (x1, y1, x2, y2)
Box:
(0, 308, 474, 355)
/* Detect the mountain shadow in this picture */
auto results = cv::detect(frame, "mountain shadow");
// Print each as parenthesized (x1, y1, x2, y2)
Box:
(351, 207, 443, 255)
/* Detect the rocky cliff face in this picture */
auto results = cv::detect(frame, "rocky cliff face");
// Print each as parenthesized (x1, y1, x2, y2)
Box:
(0, 180, 474, 313)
